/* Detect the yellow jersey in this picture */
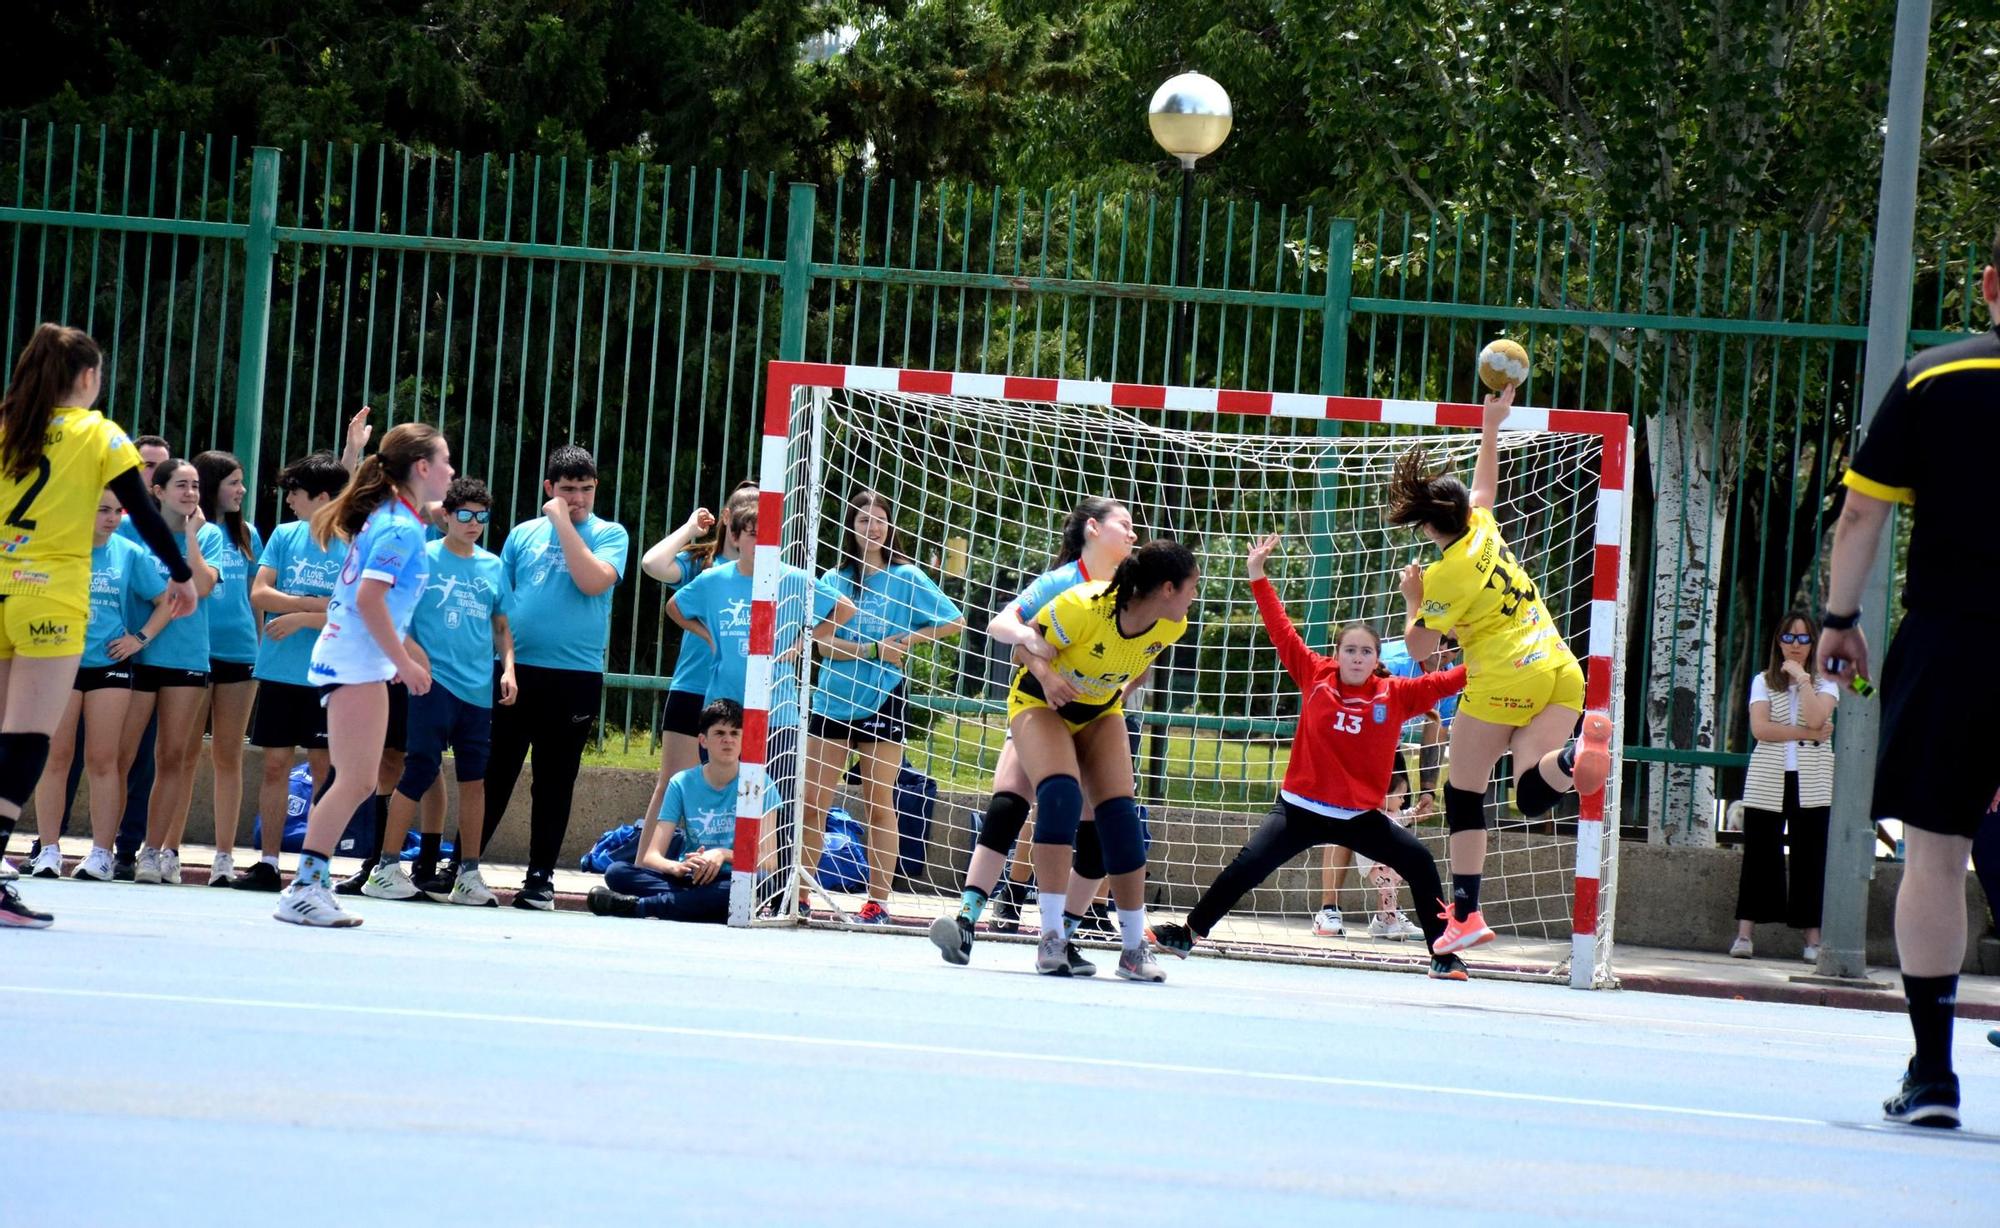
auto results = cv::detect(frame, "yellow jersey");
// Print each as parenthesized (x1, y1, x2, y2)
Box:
(0, 407, 142, 600)
(1414, 505, 1574, 681)
(1009, 580, 1188, 724)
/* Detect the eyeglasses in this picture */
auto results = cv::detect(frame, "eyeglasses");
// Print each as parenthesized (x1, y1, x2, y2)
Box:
(451, 509, 491, 524)
(1778, 632, 1812, 645)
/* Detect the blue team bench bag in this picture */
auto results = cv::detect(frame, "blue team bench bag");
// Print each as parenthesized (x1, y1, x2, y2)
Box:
(249, 763, 314, 854)
(579, 822, 644, 874)
(817, 807, 868, 893)
(839, 760, 937, 879)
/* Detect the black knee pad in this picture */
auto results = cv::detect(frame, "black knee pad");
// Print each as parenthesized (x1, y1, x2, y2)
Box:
(1095, 796, 1146, 876)
(0, 732, 51, 808)
(974, 791, 1031, 856)
(1443, 783, 1487, 834)
(1033, 775, 1083, 846)
(1072, 820, 1105, 880)
(1514, 765, 1565, 817)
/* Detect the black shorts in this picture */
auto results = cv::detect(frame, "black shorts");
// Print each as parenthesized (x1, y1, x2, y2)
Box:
(133, 664, 209, 692)
(74, 663, 134, 693)
(1873, 610, 2000, 838)
(209, 659, 255, 685)
(807, 687, 908, 745)
(312, 680, 410, 752)
(660, 689, 706, 739)
(250, 680, 329, 750)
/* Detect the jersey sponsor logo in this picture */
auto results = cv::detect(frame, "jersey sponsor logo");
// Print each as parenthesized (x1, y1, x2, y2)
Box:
(309, 659, 339, 677)
(8, 567, 48, 585)
(3, 534, 30, 554)
(1421, 598, 1450, 617)
(1513, 648, 1548, 669)
(1089, 642, 1107, 658)
(28, 618, 67, 638)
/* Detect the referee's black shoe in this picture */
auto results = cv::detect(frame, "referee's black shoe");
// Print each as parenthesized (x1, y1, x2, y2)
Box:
(1148, 922, 1194, 959)
(333, 861, 374, 896)
(230, 860, 284, 892)
(1883, 1062, 1960, 1129)
(1429, 952, 1470, 981)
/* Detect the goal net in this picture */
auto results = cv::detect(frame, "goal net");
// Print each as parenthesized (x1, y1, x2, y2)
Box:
(730, 363, 1631, 989)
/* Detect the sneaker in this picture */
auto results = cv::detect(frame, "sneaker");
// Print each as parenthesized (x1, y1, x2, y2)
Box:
(112, 854, 136, 881)
(929, 914, 974, 965)
(133, 847, 163, 884)
(417, 872, 456, 903)
(857, 900, 889, 925)
(0, 857, 16, 881)
(332, 864, 373, 896)
(361, 859, 420, 901)
(0, 883, 53, 928)
(231, 861, 284, 892)
(1116, 945, 1166, 983)
(587, 885, 642, 918)
(27, 844, 62, 879)
(1368, 911, 1423, 940)
(1149, 922, 1195, 959)
(207, 852, 238, 887)
(1065, 942, 1097, 977)
(1311, 905, 1344, 937)
(1801, 944, 1821, 963)
(1035, 929, 1074, 976)
(1729, 936, 1753, 958)
(1882, 1062, 1961, 1129)
(158, 848, 181, 885)
(990, 885, 1023, 935)
(1429, 953, 1470, 981)
(72, 847, 115, 881)
(273, 881, 362, 928)
(1570, 712, 1614, 797)
(512, 878, 555, 911)
(447, 868, 499, 908)
(1433, 906, 1496, 954)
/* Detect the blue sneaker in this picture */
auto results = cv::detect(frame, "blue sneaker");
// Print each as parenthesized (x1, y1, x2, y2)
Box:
(857, 900, 890, 925)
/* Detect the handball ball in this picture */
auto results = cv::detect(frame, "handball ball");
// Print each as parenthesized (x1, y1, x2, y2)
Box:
(1478, 338, 1529, 391)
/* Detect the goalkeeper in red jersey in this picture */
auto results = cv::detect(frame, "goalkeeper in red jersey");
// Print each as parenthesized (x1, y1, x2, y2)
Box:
(1150, 534, 1474, 979)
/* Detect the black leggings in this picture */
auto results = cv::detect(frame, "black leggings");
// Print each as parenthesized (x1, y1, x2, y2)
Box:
(1189, 797, 1447, 948)
(481, 663, 602, 878)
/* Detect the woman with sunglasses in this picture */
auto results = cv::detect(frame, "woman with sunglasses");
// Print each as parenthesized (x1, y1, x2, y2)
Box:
(1731, 610, 1838, 961)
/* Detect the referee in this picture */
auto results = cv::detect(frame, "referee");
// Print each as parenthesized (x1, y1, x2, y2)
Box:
(1819, 227, 2000, 1130)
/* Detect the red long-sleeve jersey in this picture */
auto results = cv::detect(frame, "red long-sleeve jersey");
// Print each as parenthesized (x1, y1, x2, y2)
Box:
(1252, 577, 1467, 812)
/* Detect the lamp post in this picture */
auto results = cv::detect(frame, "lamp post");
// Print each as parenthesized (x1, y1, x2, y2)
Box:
(1148, 73, 1232, 387)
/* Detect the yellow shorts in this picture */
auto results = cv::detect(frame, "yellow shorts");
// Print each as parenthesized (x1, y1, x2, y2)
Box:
(1459, 657, 1586, 728)
(1006, 684, 1122, 735)
(0, 591, 88, 660)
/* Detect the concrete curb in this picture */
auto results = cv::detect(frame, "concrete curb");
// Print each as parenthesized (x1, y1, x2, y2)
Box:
(1616, 970, 2000, 1021)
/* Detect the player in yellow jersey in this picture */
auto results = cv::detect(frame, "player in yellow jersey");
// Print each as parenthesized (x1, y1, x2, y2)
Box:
(0, 325, 197, 927)
(1387, 383, 1613, 955)
(1007, 539, 1199, 982)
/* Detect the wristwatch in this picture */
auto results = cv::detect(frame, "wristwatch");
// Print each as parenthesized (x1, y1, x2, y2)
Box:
(1821, 608, 1860, 631)
(133, 630, 150, 646)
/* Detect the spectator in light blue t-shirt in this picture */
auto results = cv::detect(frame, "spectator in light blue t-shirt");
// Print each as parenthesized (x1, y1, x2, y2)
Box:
(484, 445, 631, 909)
(191, 449, 264, 884)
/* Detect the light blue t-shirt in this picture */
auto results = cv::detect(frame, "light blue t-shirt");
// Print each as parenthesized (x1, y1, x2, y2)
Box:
(409, 540, 509, 707)
(501, 514, 630, 673)
(83, 537, 166, 670)
(205, 522, 264, 665)
(675, 561, 836, 728)
(134, 521, 228, 672)
(667, 553, 732, 695)
(311, 500, 429, 685)
(253, 521, 345, 686)
(1011, 559, 1097, 620)
(1380, 638, 1459, 734)
(658, 764, 770, 853)
(813, 564, 962, 720)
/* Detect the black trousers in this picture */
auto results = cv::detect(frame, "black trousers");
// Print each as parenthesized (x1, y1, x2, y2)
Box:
(1734, 772, 1829, 930)
(480, 663, 602, 878)
(1189, 797, 1447, 948)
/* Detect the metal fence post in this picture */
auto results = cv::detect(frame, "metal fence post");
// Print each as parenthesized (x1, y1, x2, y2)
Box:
(779, 183, 815, 363)
(1303, 219, 1358, 642)
(231, 146, 281, 484)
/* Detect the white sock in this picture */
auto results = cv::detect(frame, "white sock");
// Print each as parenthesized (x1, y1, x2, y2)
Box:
(1039, 891, 1065, 939)
(260, 854, 279, 868)
(1118, 907, 1147, 950)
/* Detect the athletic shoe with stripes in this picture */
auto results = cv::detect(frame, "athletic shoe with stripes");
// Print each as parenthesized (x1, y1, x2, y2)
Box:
(1429, 953, 1470, 981)
(361, 860, 420, 900)
(0, 857, 17, 881)
(133, 847, 163, 884)
(447, 868, 499, 908)
(158, 848, 182, 885)
(1570, 712, 1614, 797)
(1148, 922, 1195, 959)
(1116, 945, 1166, 983)
(27, 844, 62, 878)
(207, 851, 238, 886)
(512, 879, 555, 911)
(929, 913, 974, 965)
(1064, 942, 1097, 977)
(0, 883, 52, 928)
(1433, 906, 1496, 955)
(274, 881, 362, 928)
(72, 847, 115, 881)
(1882, 1063, 1960, 1129)
(1035, 929, 1073, 976)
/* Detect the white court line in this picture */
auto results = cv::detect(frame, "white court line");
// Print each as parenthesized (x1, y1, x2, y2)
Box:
(6, 983, 1829, 1130)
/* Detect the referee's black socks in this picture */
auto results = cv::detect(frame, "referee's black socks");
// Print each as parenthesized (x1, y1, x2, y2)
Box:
(1903, 973, 1958, 1081)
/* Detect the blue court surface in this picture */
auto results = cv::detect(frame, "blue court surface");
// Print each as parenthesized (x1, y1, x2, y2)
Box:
(7, 881, 1998, 1227)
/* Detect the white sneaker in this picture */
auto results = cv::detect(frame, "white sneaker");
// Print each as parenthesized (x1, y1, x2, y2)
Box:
(207, 852, 238, 887)
(1311, 905, 1344, 937)
(274, 881, 362, 928)
(1802, 944, 1821, 964)
(360, 859, 419, 900)
(158, 848, 181, 885)
(0, 857, 17, 881)
(28, 844, 63, 878)
(1729, 936, 1753, 958)
(449, 867, 499, 908)
(134, 847, 163, 884)
(1116, 945, 1167, 983)
(1367, 911, 1424, 940)
(72, 847, 115, 881)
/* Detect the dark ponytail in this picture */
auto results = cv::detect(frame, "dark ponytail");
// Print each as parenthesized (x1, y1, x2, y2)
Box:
(1102, 539, 1198, 615)
(311, 422, 441, 547)
(1055, 495, 1126, 566)
(1, 323, 102, 480)
(1384, 445, 1471, 539)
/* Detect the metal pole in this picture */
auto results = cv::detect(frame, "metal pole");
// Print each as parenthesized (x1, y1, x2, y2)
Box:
(1174, 157, 1196, 386)
(231, 146, 281, 492)
(1814, 0, 1931, 983)
(1147, 158, 1199, 801)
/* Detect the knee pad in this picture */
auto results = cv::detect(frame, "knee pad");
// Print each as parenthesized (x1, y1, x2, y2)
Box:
(1514, 765, 1565, 818)
(1443, 784, 1487, 835)
(1032, 775, 1083, 847)
(0, 732, 51, 808)
(1094, 796, 1147, 876)
(1071, 820, 1105, 881)
(975, 791, 1031, 856)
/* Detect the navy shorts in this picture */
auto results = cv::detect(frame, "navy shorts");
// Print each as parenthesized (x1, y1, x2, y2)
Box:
(396, 684, 494, 800)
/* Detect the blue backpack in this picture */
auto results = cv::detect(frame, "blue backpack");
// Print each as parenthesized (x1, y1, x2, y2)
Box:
(817, 807, 868, 892)
(249, 764, 315, 854)
(579, 822, 643, 874)
(894, 763, 937, 878)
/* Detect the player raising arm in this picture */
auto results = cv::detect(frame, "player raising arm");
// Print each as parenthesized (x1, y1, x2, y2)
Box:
(1151, 535, 1472, 979)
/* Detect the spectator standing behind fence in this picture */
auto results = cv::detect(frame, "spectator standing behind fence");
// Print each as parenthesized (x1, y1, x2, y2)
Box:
(478, 445, 628, 911)
(1731, 610, 1838, 962)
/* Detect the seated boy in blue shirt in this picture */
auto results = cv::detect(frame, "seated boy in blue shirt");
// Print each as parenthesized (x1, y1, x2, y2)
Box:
(586, 699, 770, 923)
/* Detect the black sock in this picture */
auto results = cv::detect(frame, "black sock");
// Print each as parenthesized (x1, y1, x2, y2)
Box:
(1556, 742, 1579, 777)
(1903, 973, 1959, 1081)
(1452, 874, 1482, 922)
(0, 816, 15, 858)
(371, 793, 392, 860)
(416, 830, 442, 879)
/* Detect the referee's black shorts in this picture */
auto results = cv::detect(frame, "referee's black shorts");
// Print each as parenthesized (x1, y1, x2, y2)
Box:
(1873, 610, 2000, 838)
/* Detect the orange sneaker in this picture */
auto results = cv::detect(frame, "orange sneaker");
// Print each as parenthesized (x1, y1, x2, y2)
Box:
(1570, 713, 1614, 797)
(1434, 905, 1496, 954)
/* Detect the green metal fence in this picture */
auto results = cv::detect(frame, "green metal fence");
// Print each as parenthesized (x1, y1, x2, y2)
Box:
(3, 122, 1984, 835)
